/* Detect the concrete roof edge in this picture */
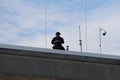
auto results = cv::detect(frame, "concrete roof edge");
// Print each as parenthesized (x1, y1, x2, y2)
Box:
(0, 44, 120, 60)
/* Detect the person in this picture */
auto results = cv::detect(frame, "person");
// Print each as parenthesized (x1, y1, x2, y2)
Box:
(51, 32, 65, 50)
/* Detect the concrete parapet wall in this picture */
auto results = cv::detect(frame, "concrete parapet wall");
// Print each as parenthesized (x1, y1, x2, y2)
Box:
(0, 44, 120, 80)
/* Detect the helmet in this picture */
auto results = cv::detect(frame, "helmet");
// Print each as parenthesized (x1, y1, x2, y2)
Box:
(55, 32, 61, 35)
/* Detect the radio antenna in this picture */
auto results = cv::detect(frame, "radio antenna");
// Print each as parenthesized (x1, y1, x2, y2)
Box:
(79, 25, 82, 52)
(45, 0, 48, 48)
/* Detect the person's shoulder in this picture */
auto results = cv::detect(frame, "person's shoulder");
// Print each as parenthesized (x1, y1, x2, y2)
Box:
(53, 37, 57, 39)
(59, 36, 64, 39)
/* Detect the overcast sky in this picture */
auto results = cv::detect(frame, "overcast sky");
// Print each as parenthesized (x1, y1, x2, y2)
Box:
(0, 0, 120, 55)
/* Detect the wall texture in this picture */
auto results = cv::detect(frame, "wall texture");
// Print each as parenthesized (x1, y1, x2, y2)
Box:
(0, 44, 120, 80)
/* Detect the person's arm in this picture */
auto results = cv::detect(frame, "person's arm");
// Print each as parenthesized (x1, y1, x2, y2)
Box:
(51, 38, 55, 44)
(60, 37, 64, 44)
(51, 38, 60, 44)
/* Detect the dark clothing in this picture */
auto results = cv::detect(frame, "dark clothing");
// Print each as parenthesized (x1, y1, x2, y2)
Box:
(51, 36, 65, 50)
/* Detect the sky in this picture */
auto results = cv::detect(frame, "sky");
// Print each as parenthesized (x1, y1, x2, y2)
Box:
(0, 0, 120, 55)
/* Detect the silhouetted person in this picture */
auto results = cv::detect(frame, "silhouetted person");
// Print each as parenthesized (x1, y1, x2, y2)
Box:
(51, 32, 65, 50)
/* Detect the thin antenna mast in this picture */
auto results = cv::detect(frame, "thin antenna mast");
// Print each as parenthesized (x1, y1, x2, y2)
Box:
(84, 0, 88, 52)
(99, 28, 102, 53)
(45, 0, 48, 48)
(79, 25, 82, 52)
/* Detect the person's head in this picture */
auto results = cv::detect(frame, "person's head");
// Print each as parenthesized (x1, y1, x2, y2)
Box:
(55, 32, 61, 37)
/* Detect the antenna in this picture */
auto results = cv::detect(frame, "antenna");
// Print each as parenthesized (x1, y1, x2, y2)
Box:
(79, 25, 82, 52)
(84, 0, 88, 52)
(45, 0, 48, 48)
